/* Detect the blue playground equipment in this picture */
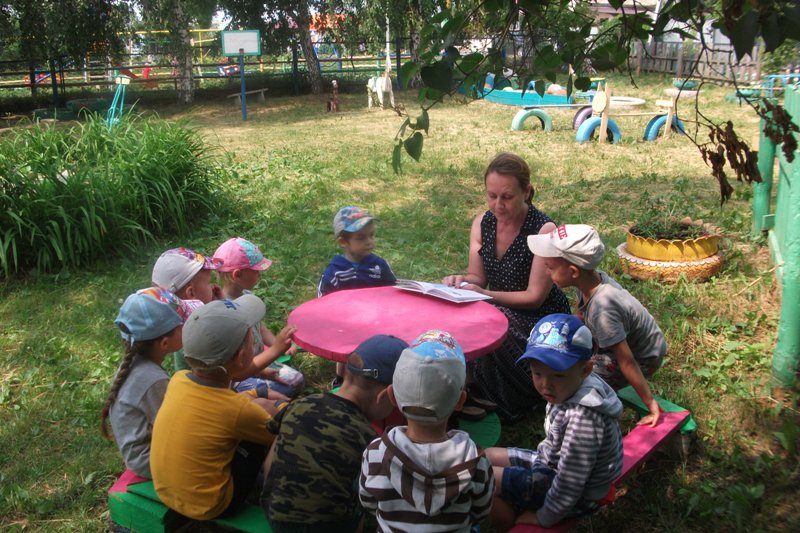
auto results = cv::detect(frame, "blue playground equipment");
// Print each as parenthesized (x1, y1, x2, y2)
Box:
(106, 75, 130, 129)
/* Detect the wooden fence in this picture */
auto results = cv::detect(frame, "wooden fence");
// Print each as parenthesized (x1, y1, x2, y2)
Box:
(632, 41, 778, 84)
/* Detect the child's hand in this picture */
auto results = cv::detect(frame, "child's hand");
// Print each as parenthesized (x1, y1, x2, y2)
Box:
(285, 343, 298, 356)
(516, 510, 540, 525)
(260, 366, 288, 384)
(274, 325, 297, 353)
(638, 399, 662, 427)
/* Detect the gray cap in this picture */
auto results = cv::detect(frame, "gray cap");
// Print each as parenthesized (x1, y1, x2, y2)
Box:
(182, 294, 265, 368)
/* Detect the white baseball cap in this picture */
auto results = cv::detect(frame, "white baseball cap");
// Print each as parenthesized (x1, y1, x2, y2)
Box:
(526, 224, 605, 270)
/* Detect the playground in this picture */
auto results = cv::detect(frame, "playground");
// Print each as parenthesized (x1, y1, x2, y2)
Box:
(1, 72, 798, 531)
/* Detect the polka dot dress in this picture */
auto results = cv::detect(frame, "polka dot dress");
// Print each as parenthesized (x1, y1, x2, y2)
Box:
(470, 205, 570, 421)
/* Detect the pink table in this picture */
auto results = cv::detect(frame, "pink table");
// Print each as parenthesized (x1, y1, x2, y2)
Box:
(288, 286, 509, 363)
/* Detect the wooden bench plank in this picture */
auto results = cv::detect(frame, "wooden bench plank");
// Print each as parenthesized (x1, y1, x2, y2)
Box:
(227, 89, 268, 104)
(616, 386, 697, 433)
(507, 411, 689, 533)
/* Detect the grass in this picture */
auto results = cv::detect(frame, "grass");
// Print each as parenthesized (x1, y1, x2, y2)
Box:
(1, 72, 799, 531)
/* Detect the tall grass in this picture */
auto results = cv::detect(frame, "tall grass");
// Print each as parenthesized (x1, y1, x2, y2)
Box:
(0, 113, 227, 276)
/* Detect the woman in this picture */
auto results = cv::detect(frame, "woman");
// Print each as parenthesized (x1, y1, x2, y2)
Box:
(443, 152, 570, 421)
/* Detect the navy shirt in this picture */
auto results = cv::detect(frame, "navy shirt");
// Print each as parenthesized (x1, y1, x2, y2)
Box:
(317, 254, 396, 297)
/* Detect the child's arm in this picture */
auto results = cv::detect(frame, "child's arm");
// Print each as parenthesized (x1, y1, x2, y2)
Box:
(609, 340, 661, 427)
(259, 323, 297, 357)
(358, 445, 379, 514)
(247, 325, 297, 376)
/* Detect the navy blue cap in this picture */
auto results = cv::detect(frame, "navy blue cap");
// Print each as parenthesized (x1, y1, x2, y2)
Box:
(346, 334, 409, 384)
(516, 314, 593, 372)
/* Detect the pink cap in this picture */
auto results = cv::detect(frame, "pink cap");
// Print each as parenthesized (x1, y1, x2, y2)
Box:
(213, 237, 272, 272)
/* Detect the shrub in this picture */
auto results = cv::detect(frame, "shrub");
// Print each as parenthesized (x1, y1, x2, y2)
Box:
(0, 113, 226, 276)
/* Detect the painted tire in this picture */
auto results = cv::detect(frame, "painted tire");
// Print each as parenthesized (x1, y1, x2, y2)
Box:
(643, 115, 686, 141)
(572, 106, 593, 130)
(511, 109, 553, 132)
(575, 116, 621, 144)
(617, 243, 722, 282)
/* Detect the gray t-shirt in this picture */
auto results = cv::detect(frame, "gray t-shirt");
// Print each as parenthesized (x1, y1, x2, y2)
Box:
(108, 356, 169, 478)
(578, 272, 667, 364)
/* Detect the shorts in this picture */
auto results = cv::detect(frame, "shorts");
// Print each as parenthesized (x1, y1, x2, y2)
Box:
(591, 352, 663, 390)
(217, 440, 267, 518)
(501, 448, 556, 513)
(502, 448, 601, 519)
(233, 363, 305, 398)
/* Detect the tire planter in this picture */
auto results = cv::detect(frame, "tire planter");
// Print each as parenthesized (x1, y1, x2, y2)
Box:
(673, 78, 700, 90)
(643, 115, 687, 141)
(572, 106, 593, 130)
(576, 116, 622, 144)
(511, 108, 553, 132)
(618, 221, 722, 281)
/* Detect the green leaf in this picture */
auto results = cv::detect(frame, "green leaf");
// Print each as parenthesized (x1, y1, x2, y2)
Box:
(415, 110, 429, 134)
(420, 61, 453, 93)
(761, 12, 785, 53)
(574, 76, 591, 91)
(457, 53, 484, 75)
(403, 132, 424, 162)
(566, 75, 573, 99)
(533, 45, 561, 71)
(392, 142, 402, 173)
(398, 117, 411, 138)
(399, 61, 419, 89)
(608, 0, 624, 8)
(534, 80, 546, 97)
(732, 10, 759, 61)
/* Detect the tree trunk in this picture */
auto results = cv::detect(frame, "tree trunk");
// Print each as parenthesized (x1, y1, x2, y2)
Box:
(171, 0, 194, 105)
(293, 3, 323, 95)
(298, 27, 323, 95)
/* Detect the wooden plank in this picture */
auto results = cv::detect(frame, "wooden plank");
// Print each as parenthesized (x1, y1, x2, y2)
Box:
(506, 411, 690, 533)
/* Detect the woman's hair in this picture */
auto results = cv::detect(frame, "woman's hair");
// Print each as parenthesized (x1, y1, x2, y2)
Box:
(483, 152, 534, 203)
(99, 324, 168, 440)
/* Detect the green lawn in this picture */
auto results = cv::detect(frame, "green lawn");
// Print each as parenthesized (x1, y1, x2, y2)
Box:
(1, 73, 798, 532)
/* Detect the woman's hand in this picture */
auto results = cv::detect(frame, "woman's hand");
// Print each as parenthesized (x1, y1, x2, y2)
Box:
(442, 274, 467, 288)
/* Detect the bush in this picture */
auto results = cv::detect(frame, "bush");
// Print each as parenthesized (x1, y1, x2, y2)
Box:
(0, 113, 226, 276)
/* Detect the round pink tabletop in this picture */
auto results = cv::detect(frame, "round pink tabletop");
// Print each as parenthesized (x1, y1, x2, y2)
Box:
(288, 286, 509, 362)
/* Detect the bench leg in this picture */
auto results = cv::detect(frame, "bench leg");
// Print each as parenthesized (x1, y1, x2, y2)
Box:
(258, 92, 265, 103)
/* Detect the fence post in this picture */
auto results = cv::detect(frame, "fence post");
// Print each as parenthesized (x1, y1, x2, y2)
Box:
(636, 40, 643, 76)
(753, 112, 775, 235)
(395, 35, 402, 89)
(773, 155, 800, 386)
(675, 42, 684, 77)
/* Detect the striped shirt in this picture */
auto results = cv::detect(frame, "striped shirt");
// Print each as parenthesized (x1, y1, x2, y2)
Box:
(359, 427, 494, 532)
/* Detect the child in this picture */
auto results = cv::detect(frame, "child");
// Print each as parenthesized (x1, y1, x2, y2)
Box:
(151, 247, 223, 372)
(487, 314, 623, 531)
(262, 334, 408, 533)
(318, 206, 397, 386)
(100, 287, 188, 478)
(527, 224, 667, 425)
(150, 295, 295, 521)
(213, 237, 304, 399)
(317, 205, 397, 297)
(359, 330, 495, 531)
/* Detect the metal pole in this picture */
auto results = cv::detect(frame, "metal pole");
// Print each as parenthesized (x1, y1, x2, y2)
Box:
(753, 112, 775, 235)
(395, 35, 401, 89)
(239, 49, 246, 121)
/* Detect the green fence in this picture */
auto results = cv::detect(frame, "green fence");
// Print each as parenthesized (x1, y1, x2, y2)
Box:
(752, 85, 800, 386)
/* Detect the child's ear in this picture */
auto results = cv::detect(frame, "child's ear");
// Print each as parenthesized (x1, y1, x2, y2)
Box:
(184, 284, 196, 299)
(454, 390, 467, 411)
(157, 335, 172, 351)
(570, 264, 582, 280)
(386, 385, 399, 408)
(336, 236, 347, 247)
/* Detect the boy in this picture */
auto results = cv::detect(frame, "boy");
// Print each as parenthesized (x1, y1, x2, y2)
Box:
(151, 247, 223, 371)
(317, 205, 396, 297)
(359, 330, 495, 531)
(262, 334, 408, 533)
(488, 314, 623, 531)
(527, 224, 666, 426)
(150, 295, 294, 521)
(318, 206, 397, 387)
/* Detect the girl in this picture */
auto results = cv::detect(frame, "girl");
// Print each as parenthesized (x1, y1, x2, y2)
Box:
(100, 287, 187, 478)
(213, 237, 305, 400)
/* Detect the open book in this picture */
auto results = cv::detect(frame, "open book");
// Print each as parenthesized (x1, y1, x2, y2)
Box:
(395, 279, 492, 304)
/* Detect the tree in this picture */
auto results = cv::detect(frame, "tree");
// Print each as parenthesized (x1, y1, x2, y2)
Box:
(222, 0, 325, 95)
(390, 0, 800, 203)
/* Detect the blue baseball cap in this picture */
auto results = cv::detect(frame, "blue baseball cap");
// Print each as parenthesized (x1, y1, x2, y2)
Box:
(115, 287, 188, 344)
(333, 206, 374, 237)
(346, 334, 409, 384)
(517, 314, 593, 371)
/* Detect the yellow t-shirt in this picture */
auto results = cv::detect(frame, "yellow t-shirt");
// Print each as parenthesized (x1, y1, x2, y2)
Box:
(150, 370, 275, 520)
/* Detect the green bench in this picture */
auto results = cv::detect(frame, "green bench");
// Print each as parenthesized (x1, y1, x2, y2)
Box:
(108, 472, 271, 532)
(616, 385, 696, 455)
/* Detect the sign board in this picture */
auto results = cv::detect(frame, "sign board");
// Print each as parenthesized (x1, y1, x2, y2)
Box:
(221, 30, 261, 56)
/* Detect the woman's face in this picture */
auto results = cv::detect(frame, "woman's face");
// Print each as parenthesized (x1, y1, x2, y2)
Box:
(485, 171, 529, 221)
